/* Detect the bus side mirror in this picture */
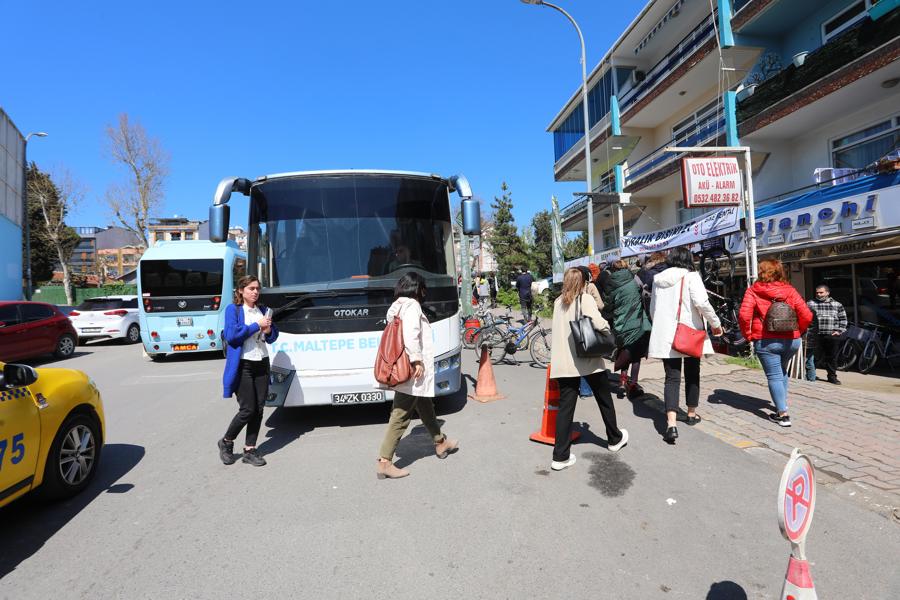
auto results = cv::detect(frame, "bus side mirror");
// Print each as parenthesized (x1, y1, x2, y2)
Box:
(209, 204, 230, 243)
(461, 199, 481, 236)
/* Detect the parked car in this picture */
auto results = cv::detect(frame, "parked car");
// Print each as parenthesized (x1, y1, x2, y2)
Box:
(532, 276, 554, 295)
(69, 296, 140, 344)
(0, 302, 78, 363)
(0, 361, 105, 508)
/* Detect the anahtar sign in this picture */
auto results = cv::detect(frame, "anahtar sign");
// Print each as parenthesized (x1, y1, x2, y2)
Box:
(681, 157, 743, 208)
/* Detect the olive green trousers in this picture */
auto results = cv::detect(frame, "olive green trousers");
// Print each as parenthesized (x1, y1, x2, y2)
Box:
(378, 391, 444, 460)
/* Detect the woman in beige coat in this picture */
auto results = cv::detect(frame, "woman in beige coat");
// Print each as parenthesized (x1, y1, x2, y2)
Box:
(548, 268, 628, 471)
(376, 272, 458, 479)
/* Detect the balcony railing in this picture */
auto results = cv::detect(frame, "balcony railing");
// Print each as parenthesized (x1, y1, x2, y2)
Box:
(619, 13, 717, 113)
(737, 7, 900, 125)
(623, 115, 726, 187)
(560, 171, 616, 220)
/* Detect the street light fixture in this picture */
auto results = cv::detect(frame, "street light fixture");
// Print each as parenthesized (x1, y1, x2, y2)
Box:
(521, 0, 595, 255)
(23, 131, 48, 300)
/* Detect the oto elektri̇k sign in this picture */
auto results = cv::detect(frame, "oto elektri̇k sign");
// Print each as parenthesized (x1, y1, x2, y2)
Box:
(681, 157, 743, 208)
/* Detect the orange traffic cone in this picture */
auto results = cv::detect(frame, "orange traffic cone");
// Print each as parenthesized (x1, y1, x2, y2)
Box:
(530, 365, 580, 445)
(469, 344, 505, 403)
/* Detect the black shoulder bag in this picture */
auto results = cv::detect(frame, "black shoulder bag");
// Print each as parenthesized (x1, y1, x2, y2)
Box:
(569, 295, 616, 358)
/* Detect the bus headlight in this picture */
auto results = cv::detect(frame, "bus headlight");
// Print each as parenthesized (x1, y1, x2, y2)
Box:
(439, 359, 450, 370)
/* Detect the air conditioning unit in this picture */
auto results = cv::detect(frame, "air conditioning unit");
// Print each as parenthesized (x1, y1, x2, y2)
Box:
(631, 70, 646, 85)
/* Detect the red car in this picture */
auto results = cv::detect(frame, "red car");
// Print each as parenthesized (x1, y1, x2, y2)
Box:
(0, 301, 78, 362)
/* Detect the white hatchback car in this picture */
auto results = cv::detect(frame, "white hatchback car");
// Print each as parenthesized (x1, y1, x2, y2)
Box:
(69, 296, 141, 344)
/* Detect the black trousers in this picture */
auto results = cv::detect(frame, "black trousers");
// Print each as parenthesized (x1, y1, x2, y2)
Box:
(815, 334, 839, 378)
(520, 297, 533, 322)
(225, 358, 270, 447)
(662, 357, 700, 413)
(553, 372, 622, 462)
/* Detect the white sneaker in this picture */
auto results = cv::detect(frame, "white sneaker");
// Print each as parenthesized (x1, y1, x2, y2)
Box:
(550, 454, 577, 471)
(608, 429, 629, 452)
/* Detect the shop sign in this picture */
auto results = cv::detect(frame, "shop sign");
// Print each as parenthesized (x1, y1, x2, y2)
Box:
(622, 205, 740, 257)
(681, 157, 743, 208)
(753, 234, 900, 262)
(729, 185, 900, 253)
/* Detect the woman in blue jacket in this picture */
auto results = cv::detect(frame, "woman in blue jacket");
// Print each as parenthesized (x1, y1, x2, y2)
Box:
(218, 275, 279, 466)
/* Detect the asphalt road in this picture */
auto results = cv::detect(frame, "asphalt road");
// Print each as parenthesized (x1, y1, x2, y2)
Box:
(1, 341, 898, 599)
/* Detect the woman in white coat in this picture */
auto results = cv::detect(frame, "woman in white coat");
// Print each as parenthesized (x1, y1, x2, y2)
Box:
(548, 268, 628, 472)
(376, 272, 458, 479)
(648, 247, 722, 444)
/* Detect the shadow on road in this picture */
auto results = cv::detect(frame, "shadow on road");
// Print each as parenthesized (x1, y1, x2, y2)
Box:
(706, 580, 748, 599)
(258, 381, 469, 458)
(0, 443, 145, 579)
(708, 388, 773, 421)
(21, 351, 93, 367)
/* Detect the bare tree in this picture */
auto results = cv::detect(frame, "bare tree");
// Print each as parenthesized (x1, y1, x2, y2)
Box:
(28, 168, 84, 305)
(104, 114, 169, 247)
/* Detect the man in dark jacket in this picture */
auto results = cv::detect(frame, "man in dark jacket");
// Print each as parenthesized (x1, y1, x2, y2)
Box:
(515, 267, 534, 322)
(807, 285, 848, 384)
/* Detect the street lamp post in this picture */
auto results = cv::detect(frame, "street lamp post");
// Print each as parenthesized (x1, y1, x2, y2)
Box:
(521, 0, 594, 256)
(22, 131, 48, 300)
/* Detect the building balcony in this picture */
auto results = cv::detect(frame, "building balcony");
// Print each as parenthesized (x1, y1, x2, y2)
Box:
(738, 7, 900, 136)
(622, 114, 727, 194)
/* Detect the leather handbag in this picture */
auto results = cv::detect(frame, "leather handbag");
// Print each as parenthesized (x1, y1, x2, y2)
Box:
(569, 295, 616, 358)
(374, 305, 413, 386)
(671, 277, 707, 359)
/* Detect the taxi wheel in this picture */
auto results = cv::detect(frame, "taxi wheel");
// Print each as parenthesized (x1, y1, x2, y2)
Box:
(40, 412, 102, 500)
(54, 334, 77, 358)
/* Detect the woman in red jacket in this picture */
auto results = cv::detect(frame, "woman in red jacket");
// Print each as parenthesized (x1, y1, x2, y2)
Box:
(739, 260, 813, 427)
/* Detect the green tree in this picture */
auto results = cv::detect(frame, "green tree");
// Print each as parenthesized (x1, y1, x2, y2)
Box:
(529, 210, 552, 277)
(24, 164, 81, 299)
(564, 231, 588, 260)
(486, 182, 527, 287)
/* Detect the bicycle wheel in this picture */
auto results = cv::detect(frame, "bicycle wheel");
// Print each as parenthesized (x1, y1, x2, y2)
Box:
(529, 329, 551, 367)
(473, 327, 506, 364)
(857, 342, 879, 374)
(462, 326, 480, 349)
(834, 341, 858, 371)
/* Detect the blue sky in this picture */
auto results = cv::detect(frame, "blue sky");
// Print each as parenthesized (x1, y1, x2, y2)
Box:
(4, 0, 646, 232)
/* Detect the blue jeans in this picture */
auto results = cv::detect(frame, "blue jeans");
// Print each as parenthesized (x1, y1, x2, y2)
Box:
(805, 352, 816, 382)
(754, 338, 801, 414)
(579, 377, 592, 397)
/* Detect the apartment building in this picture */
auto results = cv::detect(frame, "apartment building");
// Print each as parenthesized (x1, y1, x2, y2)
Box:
(546, 0, 900, 325)
(0, 108, 25, 300)
(148, 217, 209, 243)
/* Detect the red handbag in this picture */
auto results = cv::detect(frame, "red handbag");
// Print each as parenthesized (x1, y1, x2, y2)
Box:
(671, 277, 707, 359)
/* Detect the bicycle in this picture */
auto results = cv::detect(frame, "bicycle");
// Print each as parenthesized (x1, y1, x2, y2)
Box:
(473, 315, 551, 367)
(834, 322, 874, 371)
(460, 305, 512, 349)
(856, 322, 900, 374)
(706, 288, 750, 357)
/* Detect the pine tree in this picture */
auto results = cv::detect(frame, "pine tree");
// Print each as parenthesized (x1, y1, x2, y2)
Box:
(529, 210, 552, 277)
(564, 231, 588, 260)
(486, 182, 527, 287)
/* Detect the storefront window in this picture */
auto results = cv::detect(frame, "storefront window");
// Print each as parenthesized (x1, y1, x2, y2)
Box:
(808, 260, 900, 326)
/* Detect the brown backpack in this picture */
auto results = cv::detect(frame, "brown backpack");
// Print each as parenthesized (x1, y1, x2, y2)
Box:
(374, 308, 412, 386)
(764, 297, 799, 332)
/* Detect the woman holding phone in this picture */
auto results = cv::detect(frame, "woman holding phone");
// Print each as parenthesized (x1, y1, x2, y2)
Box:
(218, 275, 279, 466)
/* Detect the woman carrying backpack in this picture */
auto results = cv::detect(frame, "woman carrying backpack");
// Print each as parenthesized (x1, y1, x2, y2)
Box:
(738, 260, 813, 427)
(376, 272, 458, 479)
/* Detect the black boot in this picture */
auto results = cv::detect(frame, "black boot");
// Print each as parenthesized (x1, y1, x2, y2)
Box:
(663, 426, 678, 444)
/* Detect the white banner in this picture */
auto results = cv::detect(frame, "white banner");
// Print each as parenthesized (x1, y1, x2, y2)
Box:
(681, 157, 742, 208)
(621, 205, 741, 257)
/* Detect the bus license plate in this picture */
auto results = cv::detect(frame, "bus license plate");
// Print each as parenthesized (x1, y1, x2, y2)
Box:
(173, 344, 198, 351)
(331, 391, 384, 405)
(177, 317, 193, 327)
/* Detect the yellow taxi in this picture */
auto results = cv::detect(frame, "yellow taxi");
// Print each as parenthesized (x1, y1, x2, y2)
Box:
(0, 361, 105, 508)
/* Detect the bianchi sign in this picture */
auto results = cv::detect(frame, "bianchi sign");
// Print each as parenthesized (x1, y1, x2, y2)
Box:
(621, 205, 741, 257)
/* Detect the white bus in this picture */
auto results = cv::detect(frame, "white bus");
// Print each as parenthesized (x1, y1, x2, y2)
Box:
(209, 170, 481, 407)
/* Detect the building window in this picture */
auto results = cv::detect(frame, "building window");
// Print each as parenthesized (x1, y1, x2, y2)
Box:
(602, 228, 616, 250)
(185, 232, 194, 240)
(676, 200, 707, 224)
(170, 232, 182, 241)
(831, 115, 900, 169)
(822, 1, 876, 44)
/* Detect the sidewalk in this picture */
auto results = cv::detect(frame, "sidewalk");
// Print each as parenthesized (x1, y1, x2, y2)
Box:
(633, 354, 900, 514)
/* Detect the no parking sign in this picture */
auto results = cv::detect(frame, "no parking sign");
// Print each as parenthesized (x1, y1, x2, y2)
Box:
(777, 449, 818, 600)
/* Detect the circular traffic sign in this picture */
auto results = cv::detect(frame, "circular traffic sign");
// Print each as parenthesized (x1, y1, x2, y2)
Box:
(777, 449, 816, 544)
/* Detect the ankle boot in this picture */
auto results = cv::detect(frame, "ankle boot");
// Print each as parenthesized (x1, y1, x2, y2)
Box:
(435, 436, 459, 459)
(376, 459, 409, 479)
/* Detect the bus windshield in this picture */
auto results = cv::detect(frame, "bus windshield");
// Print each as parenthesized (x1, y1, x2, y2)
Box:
(140, 259, 224, 297)
(249, 174, 455, 288)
